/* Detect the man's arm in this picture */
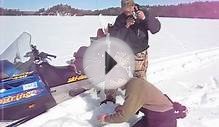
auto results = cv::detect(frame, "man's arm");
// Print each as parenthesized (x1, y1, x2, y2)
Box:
(148, 15, 161, 34)
(138, 10, 161, 34)
(104, 84, 145, 123)
(113, 15, 126, 29)
(110, 15, 132, 41)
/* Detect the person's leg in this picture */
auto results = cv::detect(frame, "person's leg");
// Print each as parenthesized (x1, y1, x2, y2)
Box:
(133, 50, 148, 79)
(162, 120, 177, 127)
(147, 109, 177, 127)
(136, 108, 177, 127)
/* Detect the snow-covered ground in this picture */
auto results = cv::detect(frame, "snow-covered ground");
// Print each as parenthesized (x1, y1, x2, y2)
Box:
(1, 16, 219, 127)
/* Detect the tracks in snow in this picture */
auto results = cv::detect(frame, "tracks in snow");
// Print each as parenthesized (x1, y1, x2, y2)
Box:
(148, 47, 219, 81)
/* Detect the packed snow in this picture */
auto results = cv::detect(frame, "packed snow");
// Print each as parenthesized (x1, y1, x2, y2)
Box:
(0, 16, 219, 127)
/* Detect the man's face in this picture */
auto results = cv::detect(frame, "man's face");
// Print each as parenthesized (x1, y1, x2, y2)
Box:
(122, 5, 135, 16)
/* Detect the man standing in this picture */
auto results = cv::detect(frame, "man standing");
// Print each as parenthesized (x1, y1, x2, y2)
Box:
(102, 0, 161, 104)
(110, 0, 161, 78)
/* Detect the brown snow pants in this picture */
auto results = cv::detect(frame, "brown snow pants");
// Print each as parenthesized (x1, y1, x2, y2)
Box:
(133, 50, 148, 79)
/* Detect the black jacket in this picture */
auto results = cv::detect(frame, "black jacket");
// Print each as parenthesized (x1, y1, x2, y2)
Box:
(110, 10, 161, 54)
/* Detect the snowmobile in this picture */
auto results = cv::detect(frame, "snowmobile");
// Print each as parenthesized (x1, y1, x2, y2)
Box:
(0, 32, 89, 126)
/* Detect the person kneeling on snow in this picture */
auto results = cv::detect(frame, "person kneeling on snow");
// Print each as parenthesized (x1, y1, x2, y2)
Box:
(97, 78, 187, 127)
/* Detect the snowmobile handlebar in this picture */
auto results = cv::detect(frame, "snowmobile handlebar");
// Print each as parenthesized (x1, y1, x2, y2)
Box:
(45, 53, 56, 59)
(30, 44, 56, 61)
(38, 52, 56, 60)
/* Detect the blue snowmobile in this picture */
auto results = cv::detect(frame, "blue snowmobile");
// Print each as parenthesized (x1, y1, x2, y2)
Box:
(0, 32, 88, 126)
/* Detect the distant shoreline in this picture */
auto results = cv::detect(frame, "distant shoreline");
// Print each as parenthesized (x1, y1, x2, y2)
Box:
(1, 1, 219, 19)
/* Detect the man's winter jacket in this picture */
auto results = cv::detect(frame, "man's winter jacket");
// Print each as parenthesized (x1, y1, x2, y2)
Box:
(110, 10, 161, 54)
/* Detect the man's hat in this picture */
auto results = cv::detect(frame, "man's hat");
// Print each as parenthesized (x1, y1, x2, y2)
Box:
(121, 0, 135, 8)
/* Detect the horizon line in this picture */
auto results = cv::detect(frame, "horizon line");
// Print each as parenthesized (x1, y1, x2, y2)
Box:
(1, 0, 214, 11)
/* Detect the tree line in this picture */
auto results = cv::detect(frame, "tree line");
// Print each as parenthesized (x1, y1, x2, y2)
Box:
(1, 1, 219, 19)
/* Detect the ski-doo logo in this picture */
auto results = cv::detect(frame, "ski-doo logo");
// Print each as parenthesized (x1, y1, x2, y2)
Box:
(0, 90, 38, 105)
(12, 72, 33, 80)
(67, 75, 87, 83)
(12, 74, 28, 80)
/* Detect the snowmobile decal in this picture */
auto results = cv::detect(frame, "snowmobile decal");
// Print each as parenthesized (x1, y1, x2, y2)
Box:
(11, 71, 33, 80)
(67, 74, 87, 83)
(0, 89, 39, 105)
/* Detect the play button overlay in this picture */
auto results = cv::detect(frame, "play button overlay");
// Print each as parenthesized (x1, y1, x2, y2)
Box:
(83, 37, 135, 89)
(105, 52, 117, 74)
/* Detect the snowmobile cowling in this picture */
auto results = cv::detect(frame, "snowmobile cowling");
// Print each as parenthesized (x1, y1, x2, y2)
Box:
(0, 71, 56, 120)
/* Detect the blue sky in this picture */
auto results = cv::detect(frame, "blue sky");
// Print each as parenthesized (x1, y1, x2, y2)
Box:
(0, 0, 217, 10)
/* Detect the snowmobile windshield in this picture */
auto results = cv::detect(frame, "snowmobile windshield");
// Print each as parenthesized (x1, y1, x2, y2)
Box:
(0, 32, 32, 78)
